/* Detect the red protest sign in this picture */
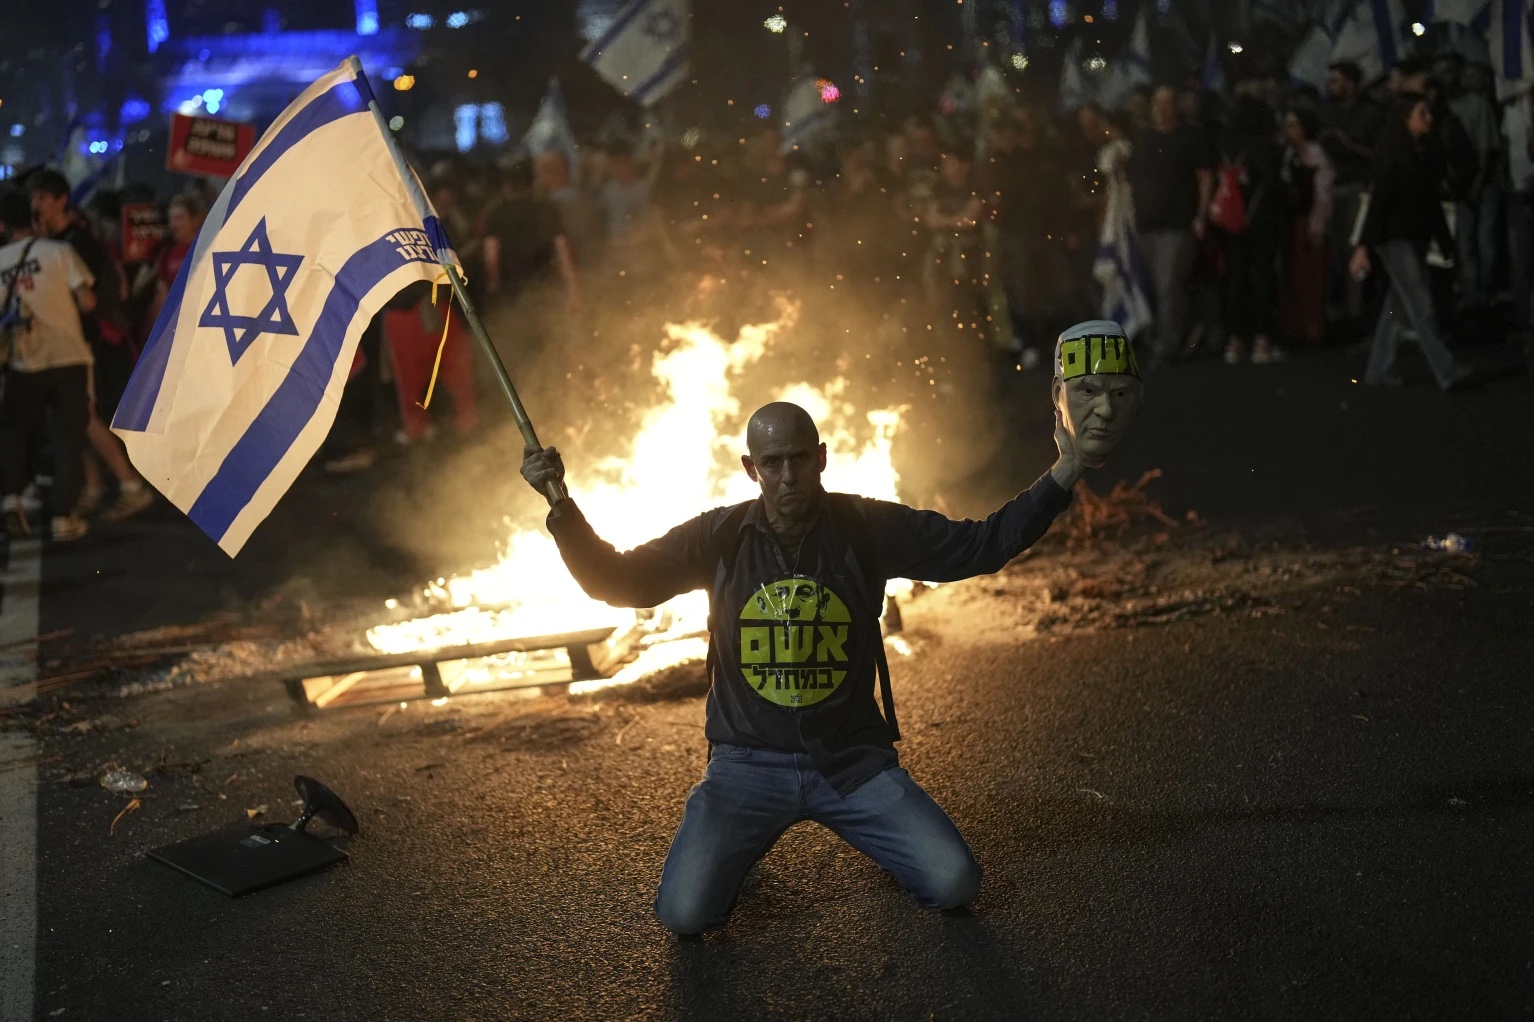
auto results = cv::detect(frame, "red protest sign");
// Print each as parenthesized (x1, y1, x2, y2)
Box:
(121, 203, 167, 263)
(166, 113, 254, 178)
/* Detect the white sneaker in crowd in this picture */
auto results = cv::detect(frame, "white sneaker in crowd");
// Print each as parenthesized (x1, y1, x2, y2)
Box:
(20, 483, 44, 515)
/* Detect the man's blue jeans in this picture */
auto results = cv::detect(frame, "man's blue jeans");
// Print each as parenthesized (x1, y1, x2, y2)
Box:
(654, 743, 981, 935)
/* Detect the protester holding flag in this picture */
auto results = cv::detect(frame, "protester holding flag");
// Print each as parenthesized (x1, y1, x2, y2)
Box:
(110, 58, 474, 555)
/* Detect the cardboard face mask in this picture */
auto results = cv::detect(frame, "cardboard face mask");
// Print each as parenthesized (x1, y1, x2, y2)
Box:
(1051, 319, 1144, 464)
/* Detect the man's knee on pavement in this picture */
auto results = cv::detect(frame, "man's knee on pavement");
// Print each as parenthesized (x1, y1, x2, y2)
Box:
(654, 887, 722, 937)
(922, 853, 981, 911)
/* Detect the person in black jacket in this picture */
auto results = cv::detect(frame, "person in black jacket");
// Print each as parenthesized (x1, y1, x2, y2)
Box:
(520, 348, 1140, 935)
(1350, 95, 1476, 391)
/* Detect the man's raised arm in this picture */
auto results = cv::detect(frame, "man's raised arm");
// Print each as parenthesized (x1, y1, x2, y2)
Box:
(523, 445, 715, 608)
(860, 416, 1091, 583)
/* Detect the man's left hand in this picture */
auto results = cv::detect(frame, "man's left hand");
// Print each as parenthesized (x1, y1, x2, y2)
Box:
(1050, 409, 1096, 490)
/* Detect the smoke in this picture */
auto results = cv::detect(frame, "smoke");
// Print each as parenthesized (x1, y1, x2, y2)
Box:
(359, 247, 1060, 579)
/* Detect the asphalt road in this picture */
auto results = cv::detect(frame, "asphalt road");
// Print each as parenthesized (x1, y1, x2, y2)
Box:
(5, 337, 1534, 1021)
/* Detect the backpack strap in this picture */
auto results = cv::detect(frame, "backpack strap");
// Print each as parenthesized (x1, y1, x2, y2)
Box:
(827, 493, 900, 743)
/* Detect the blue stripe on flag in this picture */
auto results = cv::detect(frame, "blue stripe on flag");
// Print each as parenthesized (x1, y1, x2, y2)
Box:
(225, 80, 365, 220)
(1372, 0, 1399, 70)
(581, 0, 651, 60)
(1506, 0, 1525, 79)
(114, 77, 367, 433)
(187, 231, 434, 542)
(630, 46, 690, 103)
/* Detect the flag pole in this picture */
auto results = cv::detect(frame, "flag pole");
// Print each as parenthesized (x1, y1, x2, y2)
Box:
(349, 56, 568, 506)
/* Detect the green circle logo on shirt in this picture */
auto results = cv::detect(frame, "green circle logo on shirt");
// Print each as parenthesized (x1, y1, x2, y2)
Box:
(738, 577, 852, 708)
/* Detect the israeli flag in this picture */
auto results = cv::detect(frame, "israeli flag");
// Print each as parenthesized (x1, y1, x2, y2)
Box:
(1058, 38, 1091, 112)
(782, 77, 836, 153)
(581, 0, 690, 108)
(1289, 24, 1335, 90)
(1098, 9, 1153, 112)
(522, 78, 579, 169)
(112, 58, 459, 556)
(1489, 0, 1534, 99)
(1330, 0, 1408, 84)
(1202, 33, 1227, 92)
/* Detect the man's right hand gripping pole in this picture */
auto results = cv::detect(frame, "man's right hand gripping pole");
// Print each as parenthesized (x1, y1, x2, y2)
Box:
(521, 444, 569, 506)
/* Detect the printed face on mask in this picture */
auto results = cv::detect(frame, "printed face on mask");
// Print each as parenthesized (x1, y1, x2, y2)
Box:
(1051, 324, 1144, 463)
(1053, 372, 1143, 463)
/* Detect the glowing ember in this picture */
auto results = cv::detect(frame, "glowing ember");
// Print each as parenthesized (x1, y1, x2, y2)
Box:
(367, 310, 907, 690)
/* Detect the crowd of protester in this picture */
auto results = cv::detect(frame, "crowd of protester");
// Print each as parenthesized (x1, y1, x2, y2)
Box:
(1, 49, 1527, 541)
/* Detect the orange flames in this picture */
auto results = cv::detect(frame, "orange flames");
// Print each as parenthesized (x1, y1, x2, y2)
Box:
(366, 307, 907, 693)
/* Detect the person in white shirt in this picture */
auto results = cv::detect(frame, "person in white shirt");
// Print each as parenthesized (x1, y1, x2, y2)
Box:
(0, 189, 97, 542)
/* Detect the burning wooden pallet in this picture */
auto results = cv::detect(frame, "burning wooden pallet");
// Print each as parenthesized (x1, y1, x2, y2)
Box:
(278, 625, 638, 711)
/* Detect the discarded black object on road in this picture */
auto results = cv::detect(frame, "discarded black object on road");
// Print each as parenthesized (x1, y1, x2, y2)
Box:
(146, 775, 359, 897)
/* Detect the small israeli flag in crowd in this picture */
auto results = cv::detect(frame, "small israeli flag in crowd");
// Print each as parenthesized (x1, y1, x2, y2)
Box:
(1489, 0, 1534, 98)
(1329, 0, 1408, 84)
(1289, 24, 1335, 90)
(112, 58, 458, 556)
(1097, 7, 1153, 112)
(581, 0, 690, 108)
(782, 77, 835, 152)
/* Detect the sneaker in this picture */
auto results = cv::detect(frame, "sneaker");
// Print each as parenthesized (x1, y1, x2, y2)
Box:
(1250, 337, 1287, 364)
(74, 486, 104, 517)
(1441, 364, 1480, 392)
(324, 447, 378, 475)
(99, 484, 155, 523)
(3, 496, 30, 538)
(1223, 338, 1246, 365)
(50, 515, 88, 543)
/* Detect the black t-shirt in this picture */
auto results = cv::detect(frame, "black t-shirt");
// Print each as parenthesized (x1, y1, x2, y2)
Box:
(1130, 125, 1215, 233)
(1320, 99, 1385, 187)
(546, 473, 1072, 795)
(480, 194, 561, 292)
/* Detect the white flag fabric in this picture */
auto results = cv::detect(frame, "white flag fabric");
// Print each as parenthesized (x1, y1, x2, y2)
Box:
(111, 58, 459, 556)
(1330, 0, 1409, 84)
(1424, 0, 1491, 24)
(1092, 139, 1154, 343)
(1098, 9, 1153, 112)
(522, 78, 579, 169)
(1289, 25, 1335, 90)
(1489, 0, 1534, 99)
(1058, 39, 1091, 113)
(581, 0, 690, 108)
(782, 78, 836, 153)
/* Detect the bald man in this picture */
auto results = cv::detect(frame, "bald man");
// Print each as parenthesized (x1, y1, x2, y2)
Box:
(521, 399, 1104, 935)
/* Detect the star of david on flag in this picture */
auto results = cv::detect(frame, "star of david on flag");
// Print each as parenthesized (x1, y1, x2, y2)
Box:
(198, 218, 303, 363)
(581, 0, 690, 107)
(111, 57, 461, 556)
